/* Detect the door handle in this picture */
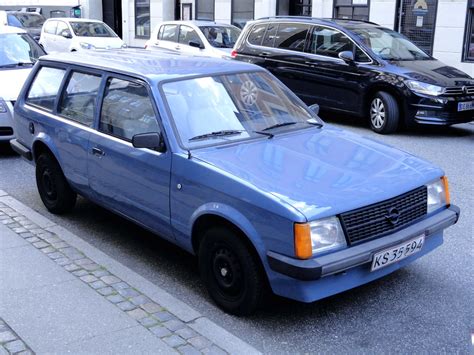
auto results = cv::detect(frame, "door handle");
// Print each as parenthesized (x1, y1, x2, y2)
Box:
(92, 147, 105, 157)
(258, 52, 270, 57)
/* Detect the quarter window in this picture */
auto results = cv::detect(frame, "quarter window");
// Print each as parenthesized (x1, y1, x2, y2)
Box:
(26, 66, 66, 111)
(161, 25, 178, 42)
(262, 23, 278, 47)
(58, 72, 102, 127)
(99, 78, 160, 141)
(274, 24, 310, 52)
(247, 24, 267, 45)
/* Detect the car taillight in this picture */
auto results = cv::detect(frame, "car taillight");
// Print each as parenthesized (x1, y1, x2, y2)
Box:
(230, 50, 237, 58)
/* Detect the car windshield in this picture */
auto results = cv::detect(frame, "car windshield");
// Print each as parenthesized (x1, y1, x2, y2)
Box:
(0, 33, 45, 68)
(163, 71, 321, 149)
(11, 13, 45, 28)
(70, 22, 117, 37)
(351, 27, 431, 61)
(198, 25, 241, 48)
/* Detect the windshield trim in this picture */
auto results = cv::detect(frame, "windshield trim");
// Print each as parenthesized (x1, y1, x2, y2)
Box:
(158, 69, 324, 152)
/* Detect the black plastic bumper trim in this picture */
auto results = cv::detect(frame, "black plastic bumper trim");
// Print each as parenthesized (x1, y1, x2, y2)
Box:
(10, 139, 32, 161)
(267, 205, 460, 281)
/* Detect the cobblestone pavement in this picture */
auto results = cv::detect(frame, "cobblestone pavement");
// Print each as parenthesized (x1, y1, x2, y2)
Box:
(0, 201, 226, 355)
(0, 318, 34, 355)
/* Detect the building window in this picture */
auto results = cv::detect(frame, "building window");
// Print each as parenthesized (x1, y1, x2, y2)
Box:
(334, 0, 370, 21)
(135, 0, 150, 38)
(232, 0, 254, 29)
(277, 0, 312, 16)
(196, 0, 214, 21)
(464, 0, 474, 61)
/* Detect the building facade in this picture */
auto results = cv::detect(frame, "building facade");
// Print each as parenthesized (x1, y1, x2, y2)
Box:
(121, 0, 473, 74)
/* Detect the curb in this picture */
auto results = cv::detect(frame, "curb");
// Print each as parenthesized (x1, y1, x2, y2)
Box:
(0, 189, 261, 355)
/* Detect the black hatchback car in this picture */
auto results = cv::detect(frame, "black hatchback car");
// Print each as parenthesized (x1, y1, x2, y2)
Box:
(232, 17, 474, 133)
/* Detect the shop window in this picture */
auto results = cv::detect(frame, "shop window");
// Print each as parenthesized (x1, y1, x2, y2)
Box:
(196, 0, 214, 21)
(464, 1, 474, 62)
(277, 0, 312, 16)
(135, 0, 150, 38)
(232, 0, 254, 29)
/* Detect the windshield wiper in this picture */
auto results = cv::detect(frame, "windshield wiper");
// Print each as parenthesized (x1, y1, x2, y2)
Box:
(306, 119, 323, 128)
(262, 121, 297, 131)
(189, 130, 243, 141)
(1, 62, 34, 68)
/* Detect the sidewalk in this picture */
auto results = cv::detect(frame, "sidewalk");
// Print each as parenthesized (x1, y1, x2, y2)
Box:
(0, 190, 260, 355)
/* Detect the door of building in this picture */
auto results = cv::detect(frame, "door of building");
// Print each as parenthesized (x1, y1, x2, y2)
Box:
(102, 0, 122, 38)
(395, 0, 438, 55)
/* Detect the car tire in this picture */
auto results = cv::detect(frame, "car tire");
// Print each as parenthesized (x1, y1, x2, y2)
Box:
(36, 153, 76, 214)
(369, 91, 399, 134)
(198, 226, 264, 316)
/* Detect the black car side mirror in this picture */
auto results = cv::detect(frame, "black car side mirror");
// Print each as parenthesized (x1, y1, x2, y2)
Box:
(308, 103, 320, 116)
(189, 40, 204, 49)
(132, 132, 166, 152)
(338, 51, 355, 63)
(61, 30, 73, 39)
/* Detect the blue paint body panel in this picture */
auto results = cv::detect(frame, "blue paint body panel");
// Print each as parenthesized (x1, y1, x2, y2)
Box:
(12, 50, 458, 304)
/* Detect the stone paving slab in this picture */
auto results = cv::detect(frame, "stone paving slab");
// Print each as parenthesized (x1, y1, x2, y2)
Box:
(0, 193, 261, 355)
(0, 223, 28, 250)
(0, 317, 34, 355)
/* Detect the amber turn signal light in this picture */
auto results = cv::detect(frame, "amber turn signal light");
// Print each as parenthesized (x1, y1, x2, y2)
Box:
(441, 176, 450, 206)
(294, 223, 312, 259)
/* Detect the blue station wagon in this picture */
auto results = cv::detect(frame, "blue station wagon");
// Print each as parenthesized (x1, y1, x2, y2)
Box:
(11, 50, 460, 315)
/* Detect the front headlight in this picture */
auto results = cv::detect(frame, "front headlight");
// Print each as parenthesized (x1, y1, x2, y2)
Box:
(426, 176, 450, 213)
(294, 217, 347, 259)
(0, 99, 7, 113)
(405, 80, 445, 96)
(80, 42, 95, 50)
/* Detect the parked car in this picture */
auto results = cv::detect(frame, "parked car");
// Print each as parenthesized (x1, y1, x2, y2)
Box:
(0, 26, 45, 144)
(145, 20, 241, 59)
(0, 10, 45, 41)
(232, 17, 474, 133)
(39, 18, 125, 53)
(11, 50, 459, 315)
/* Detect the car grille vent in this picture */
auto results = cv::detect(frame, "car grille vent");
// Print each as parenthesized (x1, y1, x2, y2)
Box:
(443, 86, 474, 96)
(340, 186, 427, 245)
(0, 127, 14, 136)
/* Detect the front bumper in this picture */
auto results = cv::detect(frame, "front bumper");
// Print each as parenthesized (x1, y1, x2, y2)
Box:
(405, 93, 474, 125)
(267, 205, 460, 281)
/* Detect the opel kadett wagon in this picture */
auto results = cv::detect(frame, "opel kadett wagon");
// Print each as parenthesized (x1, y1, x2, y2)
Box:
(10, 50, 460, 315)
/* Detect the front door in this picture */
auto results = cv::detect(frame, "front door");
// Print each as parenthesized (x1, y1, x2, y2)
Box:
(88, 75, 172, 238)
(177, 25, 204, 55)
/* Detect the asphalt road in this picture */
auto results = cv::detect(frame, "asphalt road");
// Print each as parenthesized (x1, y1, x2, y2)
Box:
(1, 118, 473, 354)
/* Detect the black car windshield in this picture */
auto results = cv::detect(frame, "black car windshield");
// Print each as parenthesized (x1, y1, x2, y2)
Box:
(351, 27, 431, 61)
(0, 33, 45, 68)
(70, 22, 117, 37)
(162, 71, 322, 149)
(198, 25, 241, 48)
(10, 13, 45, 28)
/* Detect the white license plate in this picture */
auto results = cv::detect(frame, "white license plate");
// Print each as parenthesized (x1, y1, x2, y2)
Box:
(371, 235, 425, 272)
(458, 101, 474, 111)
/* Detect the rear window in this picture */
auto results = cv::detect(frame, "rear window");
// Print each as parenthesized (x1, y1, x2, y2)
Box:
(274, 24, 309, 52)
(26, 66, 66, 111)
(247, 24, 267, 45)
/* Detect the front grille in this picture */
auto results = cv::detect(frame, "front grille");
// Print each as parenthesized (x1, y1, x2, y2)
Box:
(443, 86, 474, 96)
(0, 127, 14, 136)
(340, 186, 427, 245)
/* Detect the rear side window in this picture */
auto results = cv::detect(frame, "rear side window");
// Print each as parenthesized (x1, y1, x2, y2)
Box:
(99, 78, 160, 141)
(58, 71, 102, 127)
(262, 23, 277, 47)
(247, 24, 267, 45)
(43, 21, 57, 34)
(161, 24, 178, 42)
(274, 24, 309, 52)
(26, 66, 65, 111)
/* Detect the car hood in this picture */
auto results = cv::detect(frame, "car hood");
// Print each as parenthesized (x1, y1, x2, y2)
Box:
(192, 126, 443, 221)
(388, 59, 474, 86)
(76, 36, 124, 49)
(0, 68, 31, 101)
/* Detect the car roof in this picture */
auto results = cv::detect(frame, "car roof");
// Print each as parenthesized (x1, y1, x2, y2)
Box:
(157, 20, 238, 27)
(252, 16, 380, 30)
(45, 17, 103, 23)
(0, 25, 27, 34)
(40, 49, 260, 82)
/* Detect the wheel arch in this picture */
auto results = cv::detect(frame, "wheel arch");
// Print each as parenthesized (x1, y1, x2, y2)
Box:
(32, 137, 61, 165)
(365, 83, 405, 120)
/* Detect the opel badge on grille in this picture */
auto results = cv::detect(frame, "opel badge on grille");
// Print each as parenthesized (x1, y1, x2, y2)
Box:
(385, 207, 400, 225)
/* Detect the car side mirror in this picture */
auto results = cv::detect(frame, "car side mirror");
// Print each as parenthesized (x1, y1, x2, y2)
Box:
(132, 132, 166, 152)
(338, 51, 355, 63)
(61, 29, 72, 39)
(189, 40, 204, 49)
(308, 103, 320, 116)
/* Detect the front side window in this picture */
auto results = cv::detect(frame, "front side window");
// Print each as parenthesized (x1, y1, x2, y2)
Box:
(199, 26, 241, 48)
(162, 71, 319, 149)
(161, 25, 178, 42)
(70, 21, 116, 37)
(247, 24, 267, 46)
(464, 4, 474, 62)
(135, 0, 150, 38)
(100, 78, 160, 141)
(43, 21, 57, 34)
(310, 26, 354, 58)
(196, 0, 215, 20)
(26, 67, 66, 111)
(58, 72, 102, 127)
(0, 33, 45, 68)
(55, 21, 69, 36)
(274, 23, 310, 52)
(179, 26, 202, 46)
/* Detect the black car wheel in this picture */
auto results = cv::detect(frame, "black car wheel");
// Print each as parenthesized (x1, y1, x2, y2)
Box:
(198, 226, 264, 316)
(36, 153, 76, 214)
(369, 91, 399, 134)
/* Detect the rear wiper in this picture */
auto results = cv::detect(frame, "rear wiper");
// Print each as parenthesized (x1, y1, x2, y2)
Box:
(262, 121, 297, 131)
(189, 130, 243, 141)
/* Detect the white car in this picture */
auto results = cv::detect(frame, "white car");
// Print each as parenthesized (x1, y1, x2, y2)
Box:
(0, 26, 45, 143)
(145, 20, 241, 59)
(39, 18, 125, 53)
